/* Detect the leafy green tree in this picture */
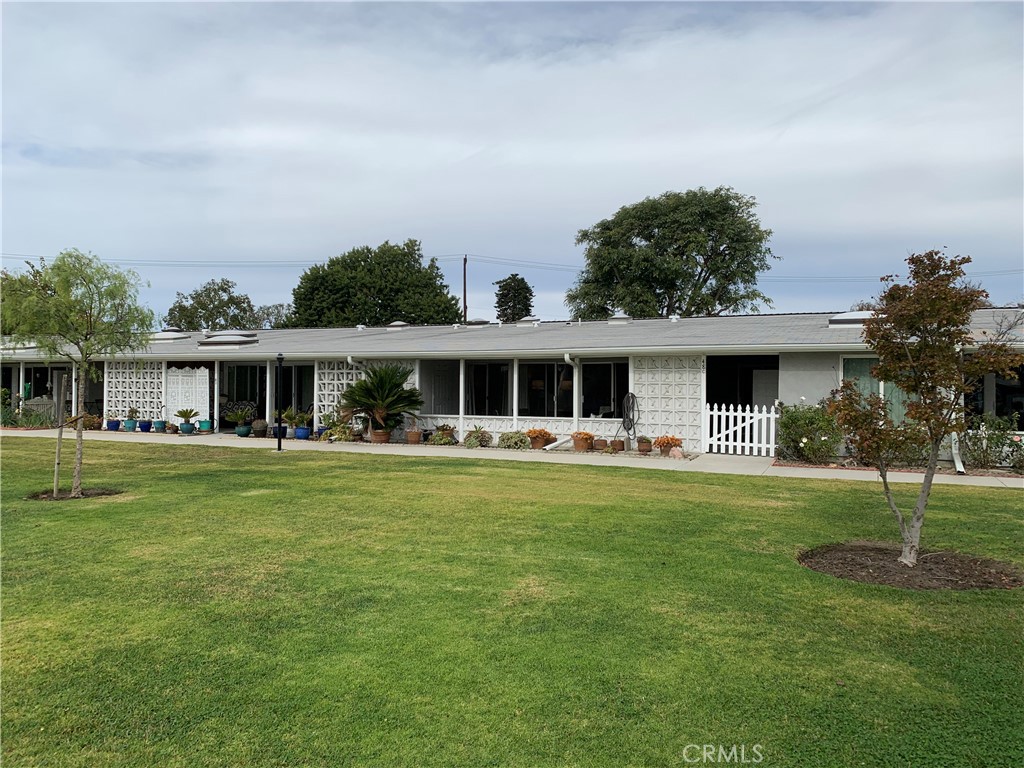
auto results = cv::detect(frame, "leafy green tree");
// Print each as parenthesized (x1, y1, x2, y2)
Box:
(289, 240, 460, 328)
(164, 278, 287, 330)
(566, 186, 775, 319)
(830, 250, 1023, 566)
(493, 273, 534, 323)
(0, 250, 154, 497)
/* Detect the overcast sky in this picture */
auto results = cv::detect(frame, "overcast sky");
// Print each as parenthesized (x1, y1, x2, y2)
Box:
(3, 1, 1022, 323)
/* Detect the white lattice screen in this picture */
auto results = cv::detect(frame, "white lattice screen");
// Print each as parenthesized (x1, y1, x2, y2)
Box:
(166, 367, 211, 423)
(105, 362, 164, 419)
(632, 355, 704, 451)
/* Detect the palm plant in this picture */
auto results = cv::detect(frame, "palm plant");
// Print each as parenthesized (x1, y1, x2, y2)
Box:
(340, 363, 424, 432)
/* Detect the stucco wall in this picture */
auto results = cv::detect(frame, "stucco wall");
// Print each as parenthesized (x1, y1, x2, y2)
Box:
(778, 352, 842, 406)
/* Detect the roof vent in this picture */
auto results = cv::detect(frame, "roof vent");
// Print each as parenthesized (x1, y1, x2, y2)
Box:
(516, 316, 539, 327)
(356, 324, 366, 331)
(386, 321, 409, 331)
(204, 329, 257, 338)
(152, 329, 190, 342)
(669, 314, 680, 323)
(197, 334, 259, 347)
(608, 314, 632, 325)
(829, 311, 873, 328)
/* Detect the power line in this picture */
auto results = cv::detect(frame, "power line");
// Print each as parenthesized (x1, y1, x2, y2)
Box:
(2, 251, 1020, 283)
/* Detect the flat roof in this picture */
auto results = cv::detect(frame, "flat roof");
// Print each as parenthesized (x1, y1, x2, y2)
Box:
(3, 309, 1021, 362)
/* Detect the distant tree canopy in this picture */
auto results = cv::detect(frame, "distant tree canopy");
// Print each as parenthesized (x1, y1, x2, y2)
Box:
(288, 240, 460, 328)
(493, 273, 535, 323)
(163, 278, 289, 330)
(566, 186, 776, 320)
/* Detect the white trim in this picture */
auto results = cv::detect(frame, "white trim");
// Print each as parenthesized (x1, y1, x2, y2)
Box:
(512, 358, 519, 430)
(213, 361, 220, 429)
(102, 361, 109, 427)
(458, 359, 466, 436)
(265, 360, 273, 422)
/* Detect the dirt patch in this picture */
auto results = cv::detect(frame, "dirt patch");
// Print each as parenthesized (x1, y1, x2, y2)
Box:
(773, 459, 1021, 478)
(800, 541, 1024, 590)
(27, 487, 124, 501)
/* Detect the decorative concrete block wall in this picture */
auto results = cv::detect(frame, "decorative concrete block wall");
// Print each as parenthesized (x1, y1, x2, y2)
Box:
(315, 360, 364, 416)
(632, 355, 704, 451)
(106, 362, 164, 420)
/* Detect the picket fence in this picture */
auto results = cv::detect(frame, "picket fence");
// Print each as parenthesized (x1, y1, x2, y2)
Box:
(703, 403, 779, 457)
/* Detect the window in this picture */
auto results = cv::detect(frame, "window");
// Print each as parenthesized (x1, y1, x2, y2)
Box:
(518, 362, 573, 418)
(466, 362, 510, 416)
(582, 362, 629, 418)
(842, 357, 912, 421)
(967, 364, 1024, 430)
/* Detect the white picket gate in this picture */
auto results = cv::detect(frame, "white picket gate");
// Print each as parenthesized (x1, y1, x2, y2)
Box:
(703, 403, 779, 457)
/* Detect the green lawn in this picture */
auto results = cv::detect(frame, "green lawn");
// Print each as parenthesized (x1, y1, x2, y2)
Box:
(2, 438, 1022, 767)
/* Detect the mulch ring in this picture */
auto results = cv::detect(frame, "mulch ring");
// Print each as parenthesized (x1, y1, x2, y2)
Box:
(799, 541, 1024, 590)
(27, 487, 123, 501)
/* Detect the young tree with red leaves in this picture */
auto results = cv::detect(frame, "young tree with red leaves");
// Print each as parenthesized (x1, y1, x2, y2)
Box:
(830, 250, 1022, 566)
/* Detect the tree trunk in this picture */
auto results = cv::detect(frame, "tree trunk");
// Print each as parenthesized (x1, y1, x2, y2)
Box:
(898, 441, 943, 567)
(71, 363, 86, 498)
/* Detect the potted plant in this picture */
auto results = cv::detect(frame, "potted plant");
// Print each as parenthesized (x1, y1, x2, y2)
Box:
(571, 430, 594, 452)
(593, 437, 609, 451)
(406, 416, 423, 444)
(105, 411, 121, 432)
(434, 423, 456, 442)
(464, 425, 493, 449)
(526, 428, 555, 450)
(272, 408, 291, 439)
(340, 363, 424, 445)
(175, 407, 200, 435)
(197, 415, 213, 433)
(225, 408, 253, 437)
(251, 418, 268, 438)
(291, 410, 312, 440)
(610, 438, 625, 452)
(152, 405, 166, 433)
(138, 416, 153, 432)
(123, 407, 140, 433)
(653, 434, 682, 456)
(636, 435, 653, 454)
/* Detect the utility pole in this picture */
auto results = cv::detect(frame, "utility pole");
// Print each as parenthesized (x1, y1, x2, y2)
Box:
(462, 254, 468, 323)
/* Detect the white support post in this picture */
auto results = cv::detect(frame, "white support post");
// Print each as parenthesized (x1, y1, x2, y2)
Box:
(101, 361, 109, 428)
(458, 359, 466, 437)
(572, 358, 580, 433)
(313, 360, 320, 431)
(265, 361, 273, 422)
(213, 361, 220, 429)
(512, 358, 519, 429)
(161, 362, 168, 422)
(700, 356, 708, 453)
(18, 362, 26, 406)
(71, 363, 78, 417)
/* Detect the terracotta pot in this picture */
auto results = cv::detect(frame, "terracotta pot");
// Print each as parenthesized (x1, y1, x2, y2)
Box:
(610, 439, 625, 453)
(660, 445, 672, 456)
(406, 430, 423, 444)
(637, 441, 652, 455)
(530, 436, 546, 450)
(544, 435, 557, 446)
(593, 438, 608, 451)
(370, 429, 392, 444)
(438, 429, 456, 442)
(572, 437, 592, 452)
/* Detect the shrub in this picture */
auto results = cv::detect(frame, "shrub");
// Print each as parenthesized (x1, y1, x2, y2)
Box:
(652, 435, 681, 449)
(959, 413, 1021, 470)
(777, 402, 842, 464)
(1007, 438, 1024, 474)
(498, 431, 531, 450)
(427, 431, 457, 446)
(466, 425, 493, 448)
(83, 413, 103, 430)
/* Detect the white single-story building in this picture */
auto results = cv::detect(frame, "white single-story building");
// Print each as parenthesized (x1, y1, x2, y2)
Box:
(3, 309, 1022, 455)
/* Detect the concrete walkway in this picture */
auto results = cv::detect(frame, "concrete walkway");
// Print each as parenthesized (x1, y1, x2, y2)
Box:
(2, 428, 1022, 489)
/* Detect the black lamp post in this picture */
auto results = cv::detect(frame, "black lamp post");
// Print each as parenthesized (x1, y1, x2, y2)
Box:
(275, 353, 284, 452)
